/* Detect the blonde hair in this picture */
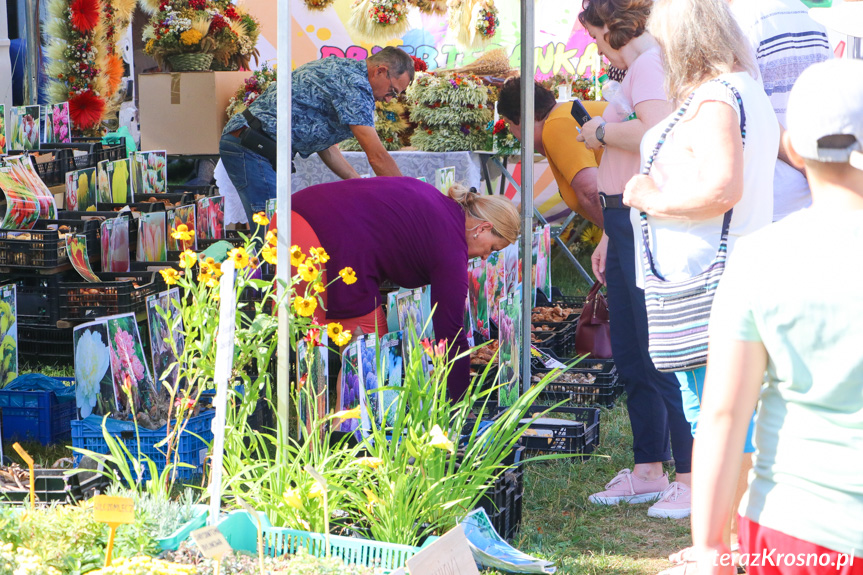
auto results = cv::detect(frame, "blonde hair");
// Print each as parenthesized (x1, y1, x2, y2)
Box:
(447, 184, 520, 244)
(648, 0, 757, 103)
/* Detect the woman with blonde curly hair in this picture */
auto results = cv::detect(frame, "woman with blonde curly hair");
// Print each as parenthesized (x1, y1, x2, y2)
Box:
(290, 177, 519, 399)
(622, 0, 778, 571)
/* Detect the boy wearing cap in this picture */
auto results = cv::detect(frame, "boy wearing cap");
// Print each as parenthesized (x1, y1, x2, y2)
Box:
(690, 58, 863, 575)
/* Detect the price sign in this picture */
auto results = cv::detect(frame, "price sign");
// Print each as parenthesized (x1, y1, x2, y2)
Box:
(93, 495, 135, 525)
(191, 526, 231, 559)
(406, 525, 479, 575)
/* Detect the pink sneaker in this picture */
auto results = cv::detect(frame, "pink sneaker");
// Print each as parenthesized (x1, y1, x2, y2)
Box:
(588, 468, 669, 505)
(647, 481, 691, 519)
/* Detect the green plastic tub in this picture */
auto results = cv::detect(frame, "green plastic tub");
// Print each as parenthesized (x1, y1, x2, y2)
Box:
(217, 510, 436, 571)
(156, 505, 209, 550)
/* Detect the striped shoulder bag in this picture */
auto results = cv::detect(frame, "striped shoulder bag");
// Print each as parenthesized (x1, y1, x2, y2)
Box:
(639, 79, 746, 372)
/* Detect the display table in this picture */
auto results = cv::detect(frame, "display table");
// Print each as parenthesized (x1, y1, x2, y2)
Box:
(291, 150, 483, 191)
(215, 150, 483, 225)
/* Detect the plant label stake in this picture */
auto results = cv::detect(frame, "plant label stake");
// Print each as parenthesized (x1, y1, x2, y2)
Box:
(191, 525, 231, 575)
(236, 497, 265, 575)
(208, 259, 237, 526)
(304, 465, 330, 557)
(406, 525, 479, 575)
(93, 495, 135, 567)
(11, 443, 35, 510)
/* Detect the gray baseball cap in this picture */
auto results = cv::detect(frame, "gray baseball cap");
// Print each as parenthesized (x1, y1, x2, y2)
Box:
(786, 59, 863, 170)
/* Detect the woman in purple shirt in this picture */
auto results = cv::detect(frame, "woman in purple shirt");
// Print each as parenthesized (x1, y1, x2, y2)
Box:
(291, 177, 519, 398)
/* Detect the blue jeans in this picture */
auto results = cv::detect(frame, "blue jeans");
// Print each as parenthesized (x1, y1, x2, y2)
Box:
(604, 207, 694, 473)
(676, 367, 756, 453)
(219, 133, 276, 244)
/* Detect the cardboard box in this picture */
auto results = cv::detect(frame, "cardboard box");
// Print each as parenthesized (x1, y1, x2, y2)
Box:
(138, 71, 249, 155)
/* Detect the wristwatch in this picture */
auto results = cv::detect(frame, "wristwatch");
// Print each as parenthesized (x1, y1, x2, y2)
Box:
(595, 121, 607, 146)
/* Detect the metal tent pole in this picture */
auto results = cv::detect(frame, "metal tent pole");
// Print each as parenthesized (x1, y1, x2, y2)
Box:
(276, 0, 293, 435)
(520, 0, 535, 393)
(23, 0, 38, 105)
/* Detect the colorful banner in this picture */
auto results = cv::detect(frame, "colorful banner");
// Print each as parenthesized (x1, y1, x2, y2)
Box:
(251, 0, 601, 80)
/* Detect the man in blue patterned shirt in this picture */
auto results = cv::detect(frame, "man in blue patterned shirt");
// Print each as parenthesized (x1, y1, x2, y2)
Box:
(220, 47, 414, 227)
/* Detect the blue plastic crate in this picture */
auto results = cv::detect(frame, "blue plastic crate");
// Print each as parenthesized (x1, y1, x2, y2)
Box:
(71, 409, 215, 481)
(0, 377, 76, 444)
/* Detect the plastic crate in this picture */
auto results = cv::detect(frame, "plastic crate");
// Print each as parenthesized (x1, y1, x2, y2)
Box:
(0, 378, 76, 444)
(11, 273, 62, 327)
(477, 446, 524, 540)
(95, 201, 166, 212)
(71, 409, 215, 481)
(0, 468, 111, 504)
(533, 362, 619, 407)
(217, 511, 433, 568)
(156, 505, 209, 550)
(517, 405, 601, 457)
(18, 326, 74, 364)
(59, 271, 160, 321)
(0, 219, 100, 269)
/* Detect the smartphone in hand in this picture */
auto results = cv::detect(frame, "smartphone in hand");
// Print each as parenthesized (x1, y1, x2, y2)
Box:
(570, 101, 592, 127)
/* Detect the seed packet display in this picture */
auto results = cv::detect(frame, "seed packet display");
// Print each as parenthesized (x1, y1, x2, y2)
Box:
(5, 156, 58, 220)
(0, 168, 40, 230)
(503, 243, 519, 296)
(9, 106, 40, 151)
(265, 198, 277, 221)
(51, 102, 71, 144)
(498, 289, 521, 407)
(0, 104, 6, 155)
(65, 167, 97, 212)
(338, 342, 362, 435)
(377, 331, 403, 428)
(100, 216, 131, 273)
(386, 286, 432, 335)
(485, 250, 505, 328)
(167, 204, 197, 251)
(96, 160, 112, 204)
(73, 321, 117, 418)
(297, 332, 329, 436)
(0, 284, 18, 388)
(147, 288, 183, 391)
(134, 151, 167, 195)
(103, 312, 157, 413)
(107, 158, 133, 204)
(531, 229, 540, 307)
(66, 234, 101, 282)
(464, 296, 475, 348)
(358, 334, 380, 434)
(537, 224, 552, 301)
(42, 109, 54, 144)
(196, 196, 225, 240)
(468, 258, 489, 338)
(137, 211, 167, 262)
(434, 166, 455, 194)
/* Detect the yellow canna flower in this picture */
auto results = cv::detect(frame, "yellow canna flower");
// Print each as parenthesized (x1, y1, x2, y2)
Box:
(310, 247, 330, 264)
(160, 268, 180, 285)
(284, 487, 302, 509)
(333, 331, 352, 347)
(252, 212, 270, 226)
(178, 249, 197, 269)
(297, 262, 318, 282)
(428, 424, 454, 452)
(171, 224, 193, 242)
(228, 247, 250, 270)
(339, 267, 357, 285)
(309, 482, 325, 499)
(261, 245, 278, 265)
(292, 296, 317, 317)
(355, 457, 383, 469)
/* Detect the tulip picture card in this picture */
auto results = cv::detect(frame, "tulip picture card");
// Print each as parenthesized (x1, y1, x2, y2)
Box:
(133, 151, 167, 196)
(0, 284, 18, 388)
(66, 234, 102, 283)
(101, 216, 131, 273)
(106, 158, 133, 204)
(196, 196, 225, 240)
(435, 166, 455, 194)
(9, 106, 40, 151)
(167, 205, 197, 251)
(65, 167, 98, 212)
(0, 105, 6, 155)
(97, 160, 112, 204)
(73, 321, 117, 418)
(147, 288, 184, 392)
(5, 156, 58, 219)
(0, 168, 40, 230)
(137, 211, 167, 262)
(52, 102, 71, 144)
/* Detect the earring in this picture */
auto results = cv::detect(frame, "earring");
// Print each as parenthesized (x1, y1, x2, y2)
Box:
(473, 234, 478, 238)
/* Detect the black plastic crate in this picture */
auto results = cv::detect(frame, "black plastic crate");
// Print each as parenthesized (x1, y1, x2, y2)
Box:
(0, 468, 111, 505)
(532, 362, 619, 407)
(168, 183, 217, 197)
(476, 446, 524, 540)
(128, 192, 196, 208)
(535, 287, 587, 308)
(58, 271, 161, 321)
(9, 273, 63, 327)
(0, 219, 99, 269)
(530, 330, 556, 350)
(517, 404, 601, 456)
(19, 325, 74, 364)
(95, 201, 166, 212)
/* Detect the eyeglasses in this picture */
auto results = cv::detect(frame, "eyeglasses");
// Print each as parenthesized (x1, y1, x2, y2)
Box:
(385, 72, 401, 99)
